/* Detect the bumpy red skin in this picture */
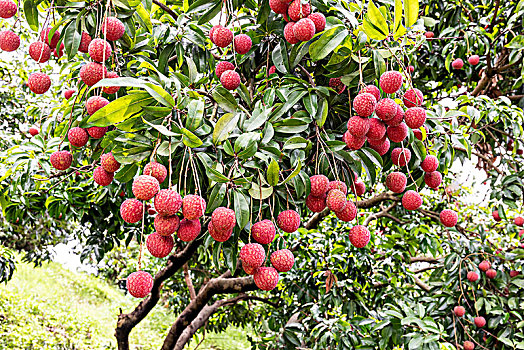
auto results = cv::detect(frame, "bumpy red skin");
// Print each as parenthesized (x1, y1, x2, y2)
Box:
(306, 194, 327, 213)
(0, 0, 17, 18)
(485, 268, 497, 279)
(468, 55, 480, 65)
(143, 161, 167, 183)
(329, 77, 345, 94)
(80, 62, 108, 87)
(478, 260, 491, 272)
(404, 107, 427, 129)
(452, 58, 464, 69)
(220, 70, 241, 90)
(424, 171, 442, 189)
(386, 172, 407, 193)
(146, 232, 174, 258)
(40, 27, 60, 49)
(467, 271, 479, 282)
(154, 214, 180, 236)
(29, 127, 39, 136)
(454, 306, 465, 317)
(68, 127, 89, 147)
(215, 61, 235, 79)
(492, 210, 501, 222)
(310, 174, 329, 197)
(359, 85, 381, 101)
(385, 105, 404, 126)
(328, 181, 347, 195)
(85, 96, 109, 115)
(277, 210, 301, 233)
(369, 137, 390, 156)
(53, 42, 64, 58)
(343, 131, 366, 150)
(387, 122, 408, 143)
(177, 219, 201, 242)
(463, 341, 475, 350)
(29, 42, 51, 63)
(213, 27, 233, 48)
(375, 98, 398, 121)
(88, 38, 112, 62)
(154, 189, 182, 216)
(353, 92, 377, 117)
(209, 25, 223, 43)
(403, 88, 424, 108)
(269, 0, 288, 14)
(211, 207, 236, 232)
(421, 155, 439, 173)
(510, 270, 520, 278)
(132, 175, 160, 201)
(208, 221, 233, 242)
(308, 13, 326, 32)
(365, 119, 385, 141)
(242, 262, 257, 275)
(379, 71, 403, 94)
(94, 166, 114, 186)
(251, 219, 276, 244)
(126, 271, 153, 298)
(424, 31, 434, 38)
(350, 181, 366, 196)
(254, 267, 279, 291)
(293, 18, 315, 42)
(440, 209, 458, 227)
(402, 190, 422, 210)
(28, 72, 51, 94)
(284, 22, 299, 44)
(102, 71, 121, 94)
(101, 16, 125, 41)
(271, 249, 294, 272)
(347, 116, 371, 138)
(78, 32, 92, 53)
(182, 194, 206, 220)
(391, 148, 411, 167)
(349, 225, 370, 248)
(120, 199, 143, 224)
(50, 151, 72, 171)
(515, 217, 524, 226)
(335, 200, 357, 222)
(268, 66, 277, 75)
(288, 0, 311, 21)
(100, 152, 120, 173)
(326, 189, 347, 212)
(87, 126, 108, 139)
(240, 243, 266, 268)
(64, 89, 75, 100)
(233, 34, 252, 54)
(474, 316, 486, 328)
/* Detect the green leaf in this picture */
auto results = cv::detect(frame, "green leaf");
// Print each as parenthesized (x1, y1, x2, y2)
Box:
(506, 35, 524, 49)
(186, 99, 204, 131)
(272, 40, 290, 73)
(243, 103, 271, 132)
(212, 87, 238, 112)
(267, 160, 279, 186)
(309, 26, 349, 61)
(365, 0, 389, 37)
(206, 183, 227, 213)
(393, 0, 402, 33)
(24, 0, 39, 31)
(114, 163, 138, 183)
(373, 50, 386, 77)
(63, 21, 81, 60)
(249, 183, 273, 200)
(86, 93, 154, 127)
(280, 160, 302, 185)
(181, 128, 203, 148)
(205, 166, 230, 183)
(213, 113, 239, 144)
(270, 90, 308, 121)
(233, 190, 250, 229)
(404, 0, 419, 28)
(315, 98, 328, 127)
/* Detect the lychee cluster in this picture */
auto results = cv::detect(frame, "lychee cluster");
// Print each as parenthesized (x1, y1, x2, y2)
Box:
(268, 0, 325, 44)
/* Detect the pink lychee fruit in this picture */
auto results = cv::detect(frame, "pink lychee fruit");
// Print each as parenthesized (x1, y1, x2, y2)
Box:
(308, 13, 326, 32)
(349, 225, 370, 248)
(309, 174, 329, 197)
(182, 194, 206, 220)
(293, 18, 315, 42)
(233, 34, 252, 54)
(474, 316, 486, 328)
(353, 92, 377, 117)
(335, 200, 357, 222)
(220, 70, 241, 90)
(421, 155, 438, 173)
(154, 214, 180, 235)
(271, 249, 294, 272)
(277, 210, 301, 233)
(269, 0, 288, 14)
(78, 32, 92, 53)
(375, 98, 398, 121)
(329, 77, 345, 94)
(126, 271, 153, 298)
(347, 116, 371, 138)
(88, 38, 112, 62)
(343, 131, 366, 150)
(452, 58, 464, 69)
(424, 171, 442, 189)
(100, 152, 120, 173)
(101, 16, 125, 41)
(359, 85, 381, 101)
(479, 260, 491, 272)
(0, 0, 17, 18)
(306, 194, 327, 213)
(386, 172, 407, 193)
(39, 27, 60, 49)
(404, 107, 426, 129)
(85, 96, 109, 115)
(403, 88, 424, 108)
(454, 306, 465, 317)
(146, 232, 174, 258)
(251, 219, 276, 245)
(211, 207, 236, 232)
(467, 271, 479, 282)
(402, 190, 422, 210)
(64, 89, 75, 100)
(143, 161, 167, 183)
(468, 55, 480, 65)
(326, 189, 347, 212)
(391, 148, 411, 167)
(369, 137, 390, 156)
(387, 122, 409, 143)
(68, 127, 89, 147)
(284, 22, 299, 44)
(208, 221, 233, 242)
(440, 209, 458, 227)
(366, 118, 386, 140)
(132, 175, 160, 201)
(28, 72, 51, 94)
(29, 42, 51, 63)
(379, 71, 403, 94)
(288, 0, 310, 21)
(102, 71, 121, 94)
(215, 61, 235, 79)
(240, 243, 265, 268)
(213, 26, 233, 48)
(79, 62, 108, 86)
(177, 218, 201, 242)
(154, 189, 182, 216)
(50, 150, 72, 171)
(120, 198, 143, 224)
(87, 126, 108, 139)
(254, 267, 279, 291)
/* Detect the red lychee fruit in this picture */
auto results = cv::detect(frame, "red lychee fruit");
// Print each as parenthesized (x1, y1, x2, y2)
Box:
(87, 126, 108, 139)
(369, 137, 390, 156)
(335, 200, 357, 222)
(404, 107, 426, 129)
(240, 243, 265, 268)
(269, 0, 288, 14)
(520, 229, 524, 237)
(78, 32, 92, 53)
(64, 89, 75, 100)
(375, 98, 398, 121)
(254, 266, 279, 291)
(421, 155, 438, 173)
(440, 209, 458, 227)
(0, 0, 17, 18)
(242, 262, 257, 275)
(343, 131, 366, 150)
(326, 189, 347, 212)
(463, 341, 475, 350)
(40, 27, 60, 49)
(215, 61, 235, 79)
(350, 181, 366, 196)
(359, 85, 380, 101)
(413, 125, 428, 141)
(468, 55, 480, 65)
(208, 221, 232, 242)
(93, 166, 114, 186)
(452, 58, 464, 69)
(349, 225, 370, 248)
(402, 190, 422, 210)
(486, 268, 497, 279)
(510, 270, 520, 278)
(387, 122, 408, 143)
(177, 218, 201, 242)
(515, 217, 524, 226)
(293, 18, 315, 42)
(277, 210, 301, 233)
(220, 70, 240, 90)
(251, 219, 276, 244)
(126, 271, 153, 298)
(391, 148, 411, 167)
(271, 249, 294, 272)
(479, 260, 491, 272)
(100, 152, 120, 173)
(102, 71, 121, 94)
(29, 42, 51, 63)
(328, 180, 347, 195)
(424, 171, 442, 189)
(366, 118, 386, 140)
(80, 62, 108, 86)
(132, 175, 160, 200)
(154, 189, 182, 216)
(379, 71, 403, 94)
(143, 161, 167, 183)
(308, 13, 326, 32)
(347, 116, 371, 138)
(403, 88, 424, 108)
(474, 316, 486, 328)
(101, 16, 125, 41)
(407, 65, 415, 74)
(385, 105, 404, 126)
(146, 232, 174, 258)
(213, 26, 233, 48)
(288, 0, 310, 21)
(309, 174, 329, 196)
(85, 96, 109, 115)
(53, 42, 64, 58)
(154, 214, 179, 235)
(211, 207, 236, 232)
(233, 34, 252, 54)
(120, 198, 143, 224)
(329, 77, 345, 94)
(424, 32, 434, 38)
(28, 72, 51, 94)
(182, 194, 206, 220)
(29, 127, 39, 136)
(68, 127, 89, 147)
(454, 306, 465, 317)
(284, 22, 299, 44)
(88, 38, 111, 62)
(50, 150, 72, 171)
(209, 25, 222, 43)
(386, 172, 407, 193)
(268, 65, 277, 75)
(467, 271, 479, 282)
(353, 92, 377, 117)
(306, 194, 327, 213)
(492, 210, 501, 222)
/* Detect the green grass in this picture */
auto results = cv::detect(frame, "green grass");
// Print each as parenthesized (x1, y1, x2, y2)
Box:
(0, 260, 251, 350)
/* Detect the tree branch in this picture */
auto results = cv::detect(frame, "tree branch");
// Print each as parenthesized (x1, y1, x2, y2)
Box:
(153, 0, 178, 21)
(183, 263, 196, 300)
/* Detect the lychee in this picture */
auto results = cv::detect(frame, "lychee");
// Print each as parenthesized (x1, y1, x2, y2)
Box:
(28, 72, 51, 94)
(254, 267, 279, 291)
(53, 42, 64, 58)
(233, 34, 252, 54)
(154, 189, 182, 216)
(64, 89, 75, 100)
(40, 27, 60, 49)
(463, 341, 475, 350)
(100, 152, 120, 173)
(479, 260, 491, 272)
(387, 122, 408, 143)
(343, 131, 366, 150)
(50, 150, 72, 171)
(154, 214, 180, 235)
(310, 174, 329, 196)
(143, 162, 167, 183)
(240, 243, 265, 268)
(375, 98, 398, 121)
(215, 61, 235, 79)
(270, 249, 294, 272)
(486, 269, 496, 279)
(268, 65, 277, 75)
(306, 194, 326, 213)
(335, 200, 357, 222)
(211, 207, 236, 232)
(102, 71, 121, 94)
(293, 18, 315, 42)
(146, 232, 174, 258)
(78, 32, 92, 53)
(120, 199, 143, 224)
(404, 107, 426, 129)
(251, 219, 276, 244)
(308, 13, 325, 32)
(79, 62, 108, 86)
(132, 175, 160, 200)
(288, 0, 310, 21)
(510, 270, 520, 278)
(366, 118, 386, 140)
(87, 126, 108, 139)
(492, 210, 501, 222)
(515, 216, 524, 226)
(467, 271, 479, 282)
(386, 172, 407, 193)
(424, 171, 442, 189)
(402, 190, 422, 210)
(326, 189, 347, 212)
(424, 31, 434, 38)
(353, 92, 377, 117)
(468, 55, 480, 65)
(0, 0, 17, 18)
(349, 225, 370, 248)
(277, 210, 300, 233)
(474, 316, 486, 328)
(350, 181, 366, 196)
(453, 306, 465, 317)
(213, 26, 233, 48)
(126, 271, 153, 298)
(284, 22, 299, 44)
(269, 0, 288, 14)
(379, 71, 403, 94)
(220, 70, 240, 90)
(385, 105, 404, 126)
(208, 221, 232, 242)
(439, 209, 458, 227)
(182, 194, 206, 220)
(421, 155, 438, 173)
(29, 127, 39, 136)
(452, 58, 464, 69)
(369, 137, 390, 155)
(391, 148, 411, 167)
(29, 42, 51, 63)
(347, 116, 371, 138)
(359, 85, 380, 102)
(209, 25, 222, 43)
(68, 127, 89, 147)
(407, 65, 415, 74)
(329, 77, 345, 94)
(101, 16, 125, 41)
(328, 180, 347, 195)
(88, 38, 111, 62)
(86, 96, 109, 115)
(242, 262, 257, 275)
(403, 88, 424, 108)
(177, 218, 201, 242)
(93, 166, 113, 186)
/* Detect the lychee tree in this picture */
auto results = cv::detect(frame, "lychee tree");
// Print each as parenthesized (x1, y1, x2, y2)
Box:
(0, 0, 523, 349)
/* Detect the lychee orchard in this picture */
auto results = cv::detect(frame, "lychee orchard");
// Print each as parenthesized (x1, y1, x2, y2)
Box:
(0, 0, 523, 349)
